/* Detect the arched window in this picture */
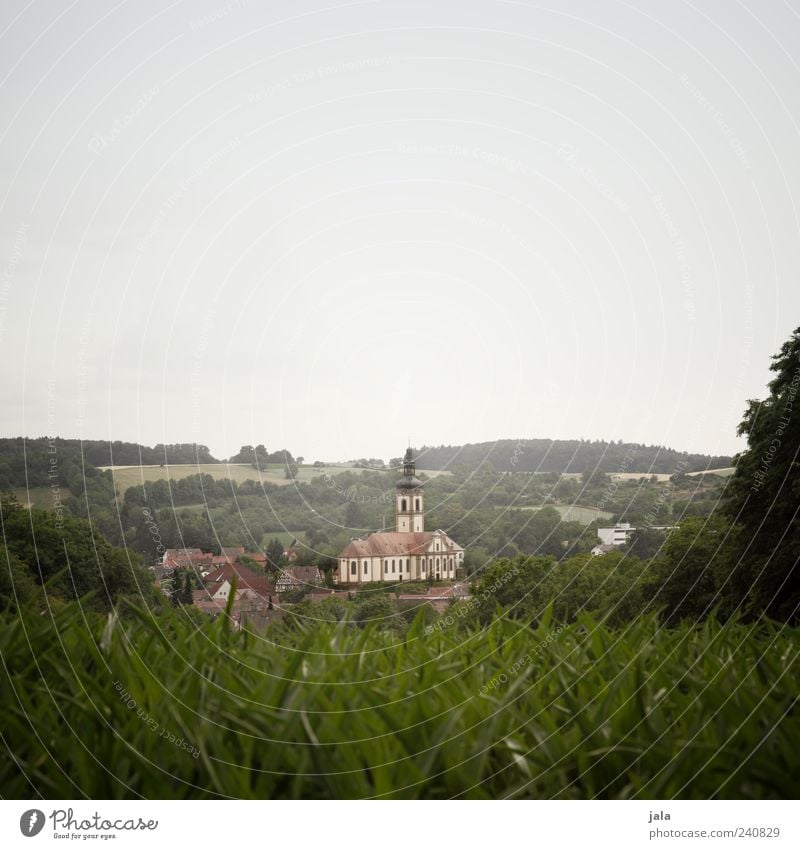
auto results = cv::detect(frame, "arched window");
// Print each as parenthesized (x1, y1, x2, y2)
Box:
(401, 499, 407, 512)
(415, 498, 420, 511)
(421, 558, 426, 568)
(363, 561, 368, 574)
(384, 561, 388, 574)
(350, 561, 356, 575)
(392, 560, 396, 573)
(406, 559, 409, 571)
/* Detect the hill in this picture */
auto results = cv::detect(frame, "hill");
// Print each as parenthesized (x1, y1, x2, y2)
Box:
(414, 439, 732, 475)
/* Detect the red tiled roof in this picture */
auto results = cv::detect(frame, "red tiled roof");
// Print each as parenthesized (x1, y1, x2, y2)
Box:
(340, 532, 432, 558)
(339, 531, 464, 559)
(203, 562, 276, 597)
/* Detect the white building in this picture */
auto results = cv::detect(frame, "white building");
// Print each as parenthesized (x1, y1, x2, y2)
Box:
(337, 448, 465, 584)
(597, 523, 636, 546)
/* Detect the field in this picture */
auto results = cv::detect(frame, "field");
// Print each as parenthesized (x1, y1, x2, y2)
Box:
(99, 462, 452, 497)
(13, 485, 70, 510)
(99, 463, 356, 495)
(516, 503, 614, 524)
(559, 468, 733, 482)
(1, 602, 796, 799)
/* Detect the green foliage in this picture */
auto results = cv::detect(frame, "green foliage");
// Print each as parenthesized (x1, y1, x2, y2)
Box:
(0, 545, 37, 609)
(723, 325, 800, 620)
(0, 602, 796, 799)
(266, 538, 284, 572)
(416, 439, 730, 474)
(469, 553, 646, 628)
(645, 515, 741, 624)
(627, 527, 667, 560)
(1, 508, 152, 611)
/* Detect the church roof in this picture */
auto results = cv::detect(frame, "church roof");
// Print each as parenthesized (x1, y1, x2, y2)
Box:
(340, 530, 463, 558)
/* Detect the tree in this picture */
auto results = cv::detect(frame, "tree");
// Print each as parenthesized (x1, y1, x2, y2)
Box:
(345, 500, 365, 529)
(627, 527, 667, 560)
(722, 326, 800, 621)
(469, 555, 555, 625)
(2, 508, 152, 610)
(645, 515, 739, 624)
(266, 538, 284, 572)
(0, 544, 37, 609)
(181, 571, 195, 605)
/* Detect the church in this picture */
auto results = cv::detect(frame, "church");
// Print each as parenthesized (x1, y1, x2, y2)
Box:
(337, 448, 465, 584)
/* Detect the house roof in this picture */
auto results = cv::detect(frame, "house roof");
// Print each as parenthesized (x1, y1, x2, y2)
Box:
(278, 566, 321, 585)
(203, 562, 276, 597)
(339, 530, 464, 559)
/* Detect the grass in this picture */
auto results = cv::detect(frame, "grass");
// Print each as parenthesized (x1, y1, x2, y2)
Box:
(1, 601, 797, 799)
(13, 486, 71, 510)
(515, 504, 614, 525)
(100, 463, 355, 495)
(98, 462, 451, 496)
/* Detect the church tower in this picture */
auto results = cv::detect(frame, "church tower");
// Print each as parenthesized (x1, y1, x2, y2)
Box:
(395, 447, 424, 533)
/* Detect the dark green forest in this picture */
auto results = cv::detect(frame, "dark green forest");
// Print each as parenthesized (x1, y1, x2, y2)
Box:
(414, 439, 732, 474)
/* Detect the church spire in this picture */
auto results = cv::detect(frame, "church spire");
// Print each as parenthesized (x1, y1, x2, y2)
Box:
(395, 447, 424, 533)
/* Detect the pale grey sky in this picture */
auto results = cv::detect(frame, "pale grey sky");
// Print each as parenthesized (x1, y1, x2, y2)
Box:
(1, 0, 798, 462)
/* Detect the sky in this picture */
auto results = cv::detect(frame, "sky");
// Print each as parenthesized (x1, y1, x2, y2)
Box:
(1, 0, 798, 463)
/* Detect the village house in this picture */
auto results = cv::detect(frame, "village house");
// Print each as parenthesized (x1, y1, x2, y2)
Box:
(337, 448, 465, 584)
(276, 565, 322, 593)
(396, 583, 471, 614)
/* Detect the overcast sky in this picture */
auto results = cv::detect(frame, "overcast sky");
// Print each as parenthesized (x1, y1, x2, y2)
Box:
(1, 0, 798, 463)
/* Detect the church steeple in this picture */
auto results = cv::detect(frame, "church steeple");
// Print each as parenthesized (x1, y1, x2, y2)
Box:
(395, 447, 424, 533)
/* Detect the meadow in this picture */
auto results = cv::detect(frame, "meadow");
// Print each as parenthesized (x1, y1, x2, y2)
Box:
(1, 601, 796, 799)
(517, 503, 615, 525)
(100, 463, 355, 495)
(100, 462, 451, 497)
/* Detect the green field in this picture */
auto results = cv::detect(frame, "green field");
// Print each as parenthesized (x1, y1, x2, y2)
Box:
(99, 463, 355, 495)
(99, 462, 452, 497)
(516, 503, 614, 525)
(13, 486, 71, 510)
(2, 602, 796, 799)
